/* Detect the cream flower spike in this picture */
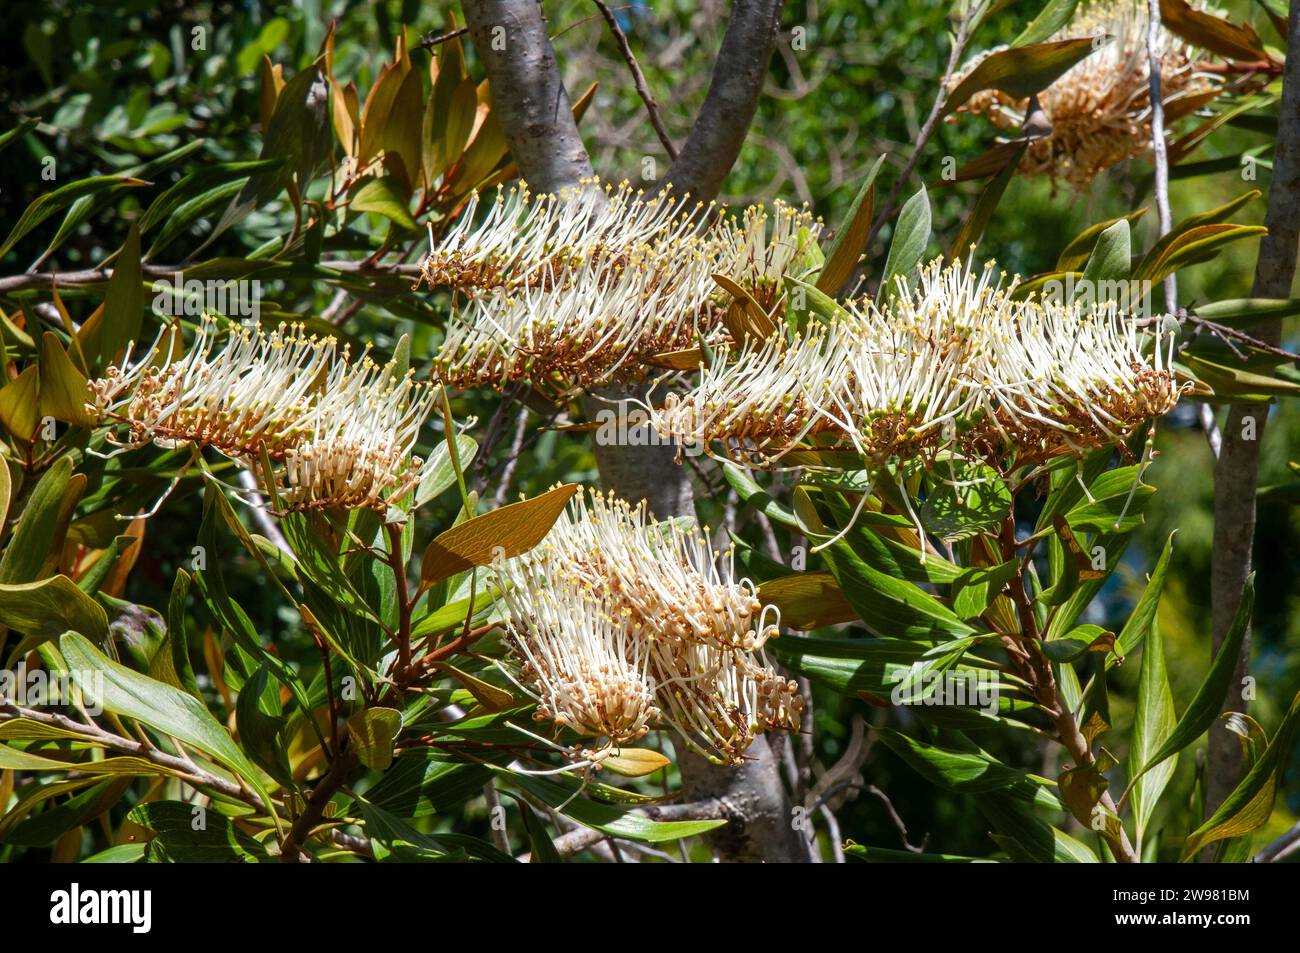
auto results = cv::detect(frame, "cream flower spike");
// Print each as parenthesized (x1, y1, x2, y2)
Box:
(717, 200, 823, 309)
(89, 316, 436, 512)
(91, 317, 332, 456)
(649, 312, 871, 463)
(551, 491, 780, 652)
(434, 240, 719, 389)
(497, 566, 661, 753)
(953, 1, 1219, 190)
(488, 488, 796, 766)
(418, 178, 708, 295)
(650, 256, 1182, 468)
(279, 353, 438, 511)
(963, 288, 1183, 460)
(652, 639, 801, 765)
(504, 490, 781, 653)
(421, 177, 823, 391)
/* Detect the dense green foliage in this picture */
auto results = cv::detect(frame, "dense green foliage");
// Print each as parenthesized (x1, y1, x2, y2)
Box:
(0, 0, 1295, 863)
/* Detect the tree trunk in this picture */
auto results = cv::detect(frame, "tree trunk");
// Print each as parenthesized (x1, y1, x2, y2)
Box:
(1205, 0, 1300, 821)
(462, 1, 594, 193)
(660, 0, 787, 202)
(678, 737, 810, 862)
(461, 0, 806, 861)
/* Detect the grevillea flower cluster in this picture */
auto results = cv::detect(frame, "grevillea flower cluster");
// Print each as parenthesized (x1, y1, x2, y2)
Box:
(434, 242, 719, 389)
(89, 317, 436, 512)
(419, 178, 821, 389)
(492, 490, 800, 766)
(648, 257, 1183, 469)
(953, 1, 1218, 191)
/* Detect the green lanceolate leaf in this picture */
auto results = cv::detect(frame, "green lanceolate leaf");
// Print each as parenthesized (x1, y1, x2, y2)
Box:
(1115, 531, 1174, 660)
(950, 561, 1018, 620)
(1131, 619, 1177, 845)
(949, 143, 1024, 258)
(0, 456, 72, 584)
(350, 175, 418, 231)
(979, 792, 1100, 862)
(1056, 209, 1148, 272)
(357, 798, 516, 863)
(415, 433, 479, 507)
(920, 462, 1012, 541)
(1181, 690, 1300, 860)
(816, 154, 887, 294)
(773, 635, 945, 697)
(38, 332, 94, 426)
(1064, 465, 1155, 535)
(880, 185, 931, 297)
(506, 773, 726, 844)
(1012, 0, 1080, 46)
(513, 794, 562, 862)
(1039, 624, 1117, 663)
(1191, 297, 1300, 329)
(1134, 190, 1260, 280)
(58, 631, 277, 820)
(787, 276, 850, 326)
(1124, 576, 1255, 795)
(0, 174, 150, 260)
(758, 571, 858, 630)
(879, 730, 1050, 803)
(944, 37, 1103, 114)
(365, 750, 494, 817)
(845, 843, 998, 862)
(129, 800, 270, 862)
(1078, 217, 1132, 290)
(0, 575, 109, 647)
(235, 665, 292, 784)
(721, 462, 800, 529)
(821, 538, 976, 639)
(1134, 224, 1267, 285)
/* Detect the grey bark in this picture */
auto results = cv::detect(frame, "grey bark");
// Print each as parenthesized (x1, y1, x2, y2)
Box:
(461, 0, 595, 193)
(678, 735, 810, 862)
(461, 0, 804, 861)
(580, 391, 695, 519)
(661, 0, 787, 203)
(1205, 0, 1300, 820)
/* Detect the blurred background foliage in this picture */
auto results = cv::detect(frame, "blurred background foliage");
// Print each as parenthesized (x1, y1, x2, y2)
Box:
(0, 0, 1294, 859)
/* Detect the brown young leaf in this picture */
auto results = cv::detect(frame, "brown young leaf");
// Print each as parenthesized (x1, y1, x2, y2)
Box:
(419, 483, 579, 590)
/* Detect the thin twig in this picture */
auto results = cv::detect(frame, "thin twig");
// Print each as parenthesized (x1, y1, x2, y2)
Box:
(491, 406, 531, 508)
(416, 26, 469, 50)
(818, 803, 846, 863)
(865, 0, 979, 252)
(1184, 311, 1300, 363)
(0, 260, 422, 295)
(1254, 819, 1300, 862)
(0, 703, 370, 858)
(1147, 0, 1222, 460)
(520, 798, 731, 860)
(483, 781, 512, 854)
(592, 0, 678, 159)
(865, 785, 926, 853)
(999, 516, 1140, 863)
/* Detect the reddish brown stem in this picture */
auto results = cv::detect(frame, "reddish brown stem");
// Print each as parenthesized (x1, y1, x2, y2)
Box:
(998, 517, 1139, 863)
